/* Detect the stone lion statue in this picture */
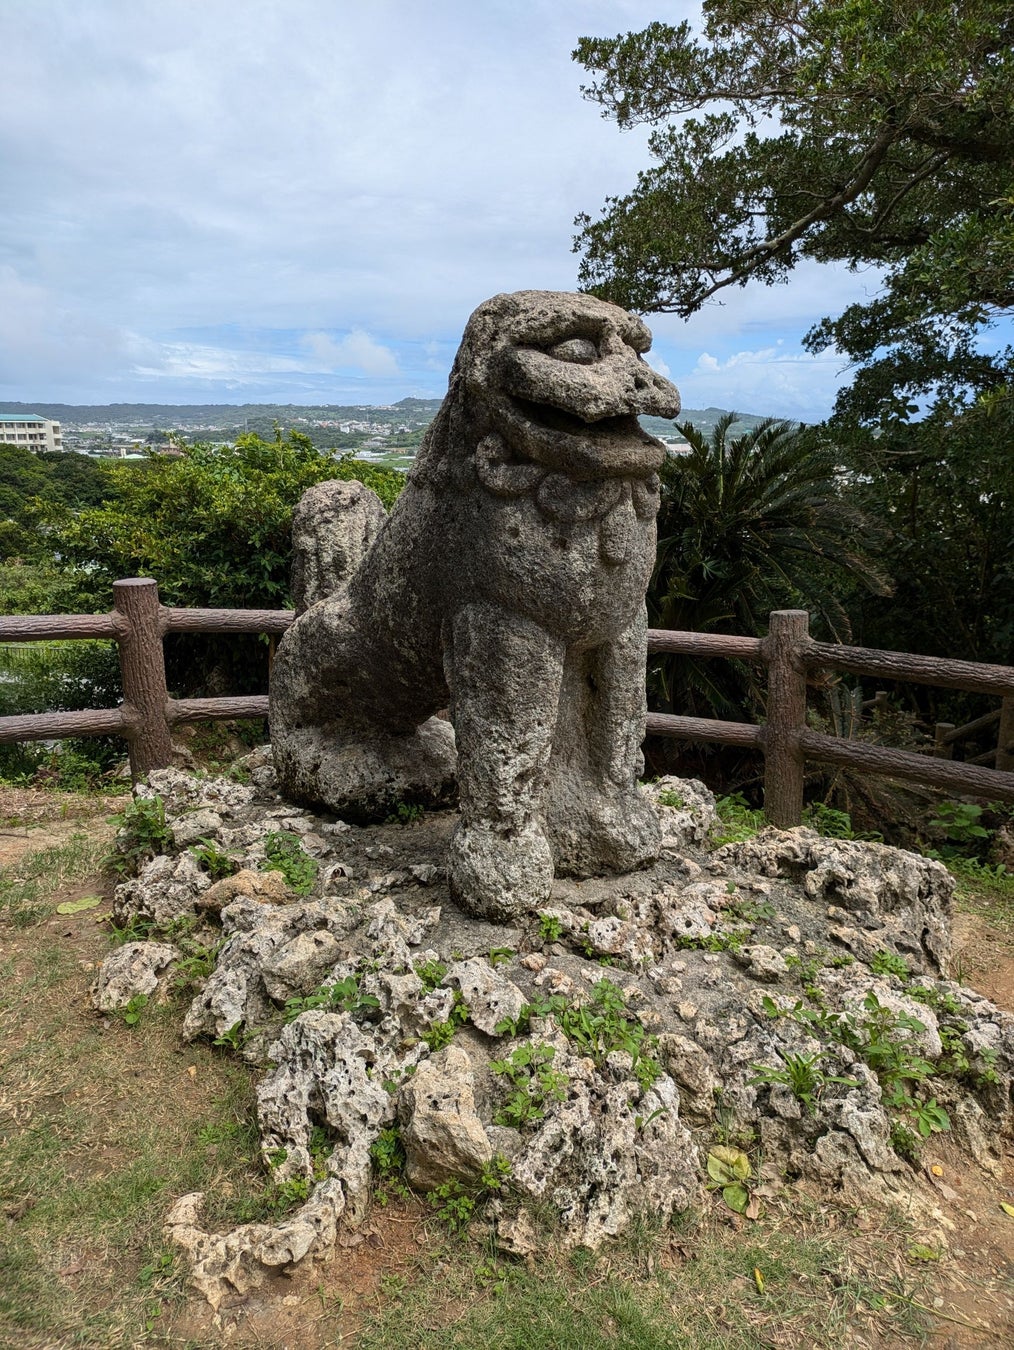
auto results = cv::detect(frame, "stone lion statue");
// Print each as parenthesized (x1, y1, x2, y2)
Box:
(269, 290, 681, 919)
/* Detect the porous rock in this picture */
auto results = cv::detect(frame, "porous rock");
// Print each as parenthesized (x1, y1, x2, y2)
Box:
(718, 829, 954, 973)
(92, 941, 179, 1011)
(196, 867, 290, 913)
(399, 1044, 493, 1189)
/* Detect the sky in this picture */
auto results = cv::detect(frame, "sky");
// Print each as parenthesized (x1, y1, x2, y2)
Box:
(0, 0, 890, 420)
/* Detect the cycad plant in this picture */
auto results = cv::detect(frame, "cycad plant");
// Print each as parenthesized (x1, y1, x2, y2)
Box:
(649, 416, 889, 720)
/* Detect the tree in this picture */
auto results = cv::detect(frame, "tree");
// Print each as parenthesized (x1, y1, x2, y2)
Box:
(573, 2, 1014, 418)
(44, 431, 405, 694)
(649, 416, 888, 717)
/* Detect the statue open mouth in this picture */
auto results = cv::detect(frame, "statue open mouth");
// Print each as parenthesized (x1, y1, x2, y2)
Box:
(493, 396, 667, 480)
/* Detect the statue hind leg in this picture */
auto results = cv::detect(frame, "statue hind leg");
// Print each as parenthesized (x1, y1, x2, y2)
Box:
(542, 606, 661, 877)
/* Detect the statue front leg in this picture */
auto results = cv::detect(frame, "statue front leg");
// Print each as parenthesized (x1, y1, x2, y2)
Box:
(445, 602, 564, 921)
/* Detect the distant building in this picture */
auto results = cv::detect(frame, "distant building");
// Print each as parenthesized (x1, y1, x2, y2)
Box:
(0, 413, 63, 452)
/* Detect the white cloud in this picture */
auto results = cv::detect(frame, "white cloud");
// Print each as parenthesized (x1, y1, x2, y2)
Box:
(676, 344, 851, 421)
(301, 331, 401, 378)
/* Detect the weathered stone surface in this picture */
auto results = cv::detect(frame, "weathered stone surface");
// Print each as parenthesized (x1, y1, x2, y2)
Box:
(171, 808, 225, 848)
(399, 1044, 493, 1190)
(196, 867, 290, 913)
(290, 478, 388, 614)
(114, 852, 211, 929)
(108, 767, 1014, 1307)
(92, 941, 179, 1011)
(718, 829, 954, 973)
(647, 776, 718, 849)
(270, 291, 681, 919)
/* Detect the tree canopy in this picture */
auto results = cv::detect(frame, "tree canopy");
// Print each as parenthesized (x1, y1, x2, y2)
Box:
(573, 1, 1014, 420)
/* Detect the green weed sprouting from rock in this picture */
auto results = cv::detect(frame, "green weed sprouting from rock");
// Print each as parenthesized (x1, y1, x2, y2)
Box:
(422, 992, 468, 1050)
(490, 1043, 569, 1128)
(191, 836, 237, 880)
(414, 958, 448, 993)
(656, 789, 684, 809)
(120, 993, 148, 1027)
(870, 950, 911, 980)
(537, 913, 564, 943)
(749, 1051, 859, 1115)
(495, 981, 662, 1094)
(282, 974, 380, 1024)
(107, 794, 174, 874)
(370, 1127, 410, 1204)
(261, 830, 317, 895)
(384, 801, 424, 825)
(426, 1155, 513, 1233)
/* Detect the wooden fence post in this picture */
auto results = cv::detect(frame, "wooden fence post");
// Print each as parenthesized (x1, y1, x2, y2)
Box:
(113, 578, 173, 781)
(763, 610, 810, 828)
(999, 696, 1014, 773)
(933, 723, 956, 759)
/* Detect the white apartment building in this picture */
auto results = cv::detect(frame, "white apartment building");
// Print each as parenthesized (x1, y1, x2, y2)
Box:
(0, 414, 63, 452)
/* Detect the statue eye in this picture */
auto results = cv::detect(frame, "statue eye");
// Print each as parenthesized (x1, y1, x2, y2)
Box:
(547, 337, 599, 364)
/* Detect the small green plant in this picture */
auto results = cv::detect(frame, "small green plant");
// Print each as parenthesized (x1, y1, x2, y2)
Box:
(384, 801, 425, 825)
(309, 1124, 334, 1180)
(109, 914, 157, 945)
(261, 830, 318, 895)
(282, 974, 381, 1024)
(120, 993, 148, 1027)
(212, 1021, 251, 1051)
(802, 802, 884, 842)
(927, 800, 990, 847)
(426, 1178, 475, 1232)
(554, 979, 663, 1093)
(706, 1145, 756, 1215)
(267, 1176, 311, 1212)
(490, 1042, 569, 1128)
(538, 913, 564, 943)
(712, 792, 765, 845)
(191, 836, 237, 880)
(479, 1153, 513, 1191)
(870, 950, 911, 980)
(750, 1051, 859, 1114)
(488, 946, 514, 967)
(422, 992, 469, 1049)
(370, 1127, 410, 1203)
(107, 794, 174, 874)
(414, 958, 448, 992)
(656, 789, 684, 808)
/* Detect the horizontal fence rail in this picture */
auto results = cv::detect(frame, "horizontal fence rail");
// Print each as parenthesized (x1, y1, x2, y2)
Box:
(0, 586, 1011, 824)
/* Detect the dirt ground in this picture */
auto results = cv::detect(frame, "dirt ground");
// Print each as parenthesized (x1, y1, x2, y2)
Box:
(2, 791, 1013, 1349)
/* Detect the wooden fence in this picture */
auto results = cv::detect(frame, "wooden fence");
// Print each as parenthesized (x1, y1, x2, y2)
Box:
(1, 579, 1012, 826)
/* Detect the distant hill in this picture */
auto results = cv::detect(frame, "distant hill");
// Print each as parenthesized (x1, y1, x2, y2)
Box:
(0, 400, 785, 436)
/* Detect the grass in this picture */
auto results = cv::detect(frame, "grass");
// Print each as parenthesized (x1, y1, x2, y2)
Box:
(0, 830, 113, 927)
(350, 1206, 929, 1349)
(0, 837, 270, 1347)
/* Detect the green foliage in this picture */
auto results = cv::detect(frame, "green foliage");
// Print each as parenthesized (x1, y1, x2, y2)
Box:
(384, 801, 424, 825)
(574, 4, 1014, 415)
(38, 431, 404, 695)
(705, 1145, 754, 1215)
(107, 794, 173, 874)
(537, 913, 564, 943)
(190, 836, 237, 880)
(869, 951, 911, 981)
(648, 418, 888, 718)
(119, 994, 148, 1028)
(490, 1043, 569, 1129)
(414, 958, 448, 993)
(212, 1021, 251, 1052)
(554, 979, 663, 1094)
(261, 830, 317, 895)
(282, 974, 380, 1024)
(749, 1052, 859, 1115)
(712, 792, 764, 845)
(927, 801, 991, 847)
(422, 993, 469, 1050)
(574, 1, 1014, 685)
(426, 1178, 475, 1233)
(655, 788, 684, 808)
